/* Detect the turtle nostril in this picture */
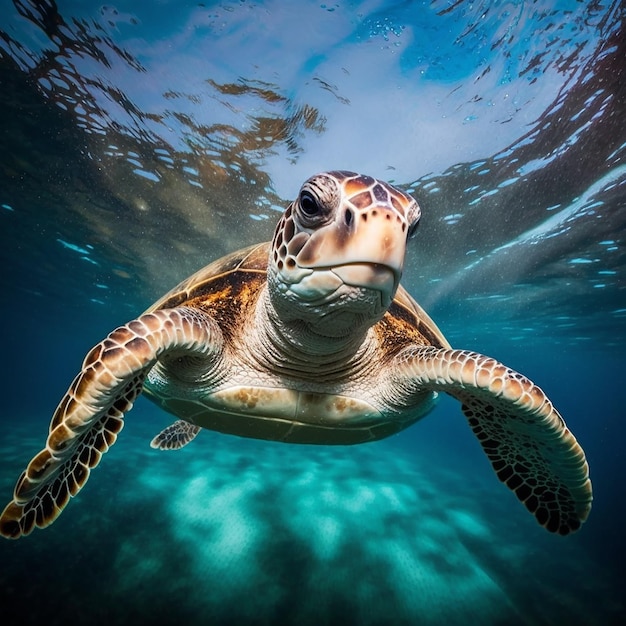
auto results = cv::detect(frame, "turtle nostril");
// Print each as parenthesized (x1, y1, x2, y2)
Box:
(344, 208, 354, 227)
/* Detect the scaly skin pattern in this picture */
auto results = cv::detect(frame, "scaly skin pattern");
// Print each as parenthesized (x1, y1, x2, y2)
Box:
(0, 308, 217, 538)
(392, 347, 592, 535)
(150, 420, 201, 450)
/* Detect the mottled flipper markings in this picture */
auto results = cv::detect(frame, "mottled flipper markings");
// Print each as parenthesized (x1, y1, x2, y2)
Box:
(150, 420, 201, 450)
(0, 307, 220, 538)
(393, 347, 592, 535)
(1, 412, 126, 538)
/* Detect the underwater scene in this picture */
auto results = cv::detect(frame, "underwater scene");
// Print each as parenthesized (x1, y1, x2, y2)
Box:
(0, 0, 624, 624)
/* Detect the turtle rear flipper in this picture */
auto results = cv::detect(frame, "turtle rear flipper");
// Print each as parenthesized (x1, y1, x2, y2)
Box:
(0, 307, 220, 539)
(392, 347, 592, 535)
(150, 420, 201, 450)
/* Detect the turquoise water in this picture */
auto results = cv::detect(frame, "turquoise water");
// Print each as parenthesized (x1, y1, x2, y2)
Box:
(0, 1, 624, 624)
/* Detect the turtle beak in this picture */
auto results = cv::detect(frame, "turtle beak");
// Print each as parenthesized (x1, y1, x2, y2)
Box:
(283, 262, 398, 309)
(331, 263, 398, 303)
(293, 204, 408, 299)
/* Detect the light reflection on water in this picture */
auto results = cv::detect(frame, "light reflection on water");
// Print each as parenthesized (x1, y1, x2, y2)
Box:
(0, 1, 624, 625)
(0, 0, 623, 346)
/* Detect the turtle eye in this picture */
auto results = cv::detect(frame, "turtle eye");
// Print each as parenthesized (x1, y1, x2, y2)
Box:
(296, 174, 340, 226)
(299, 190, 321, 216)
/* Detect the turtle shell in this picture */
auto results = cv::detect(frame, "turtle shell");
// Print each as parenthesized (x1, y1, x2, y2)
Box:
(146, 242, 450, 353)
(142, 242, 451, 444)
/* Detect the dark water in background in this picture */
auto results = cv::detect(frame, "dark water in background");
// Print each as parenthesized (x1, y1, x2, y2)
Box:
(0, 1, 625, 624)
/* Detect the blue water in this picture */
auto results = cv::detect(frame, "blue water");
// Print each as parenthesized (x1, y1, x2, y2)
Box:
(1, 0, 624, 624)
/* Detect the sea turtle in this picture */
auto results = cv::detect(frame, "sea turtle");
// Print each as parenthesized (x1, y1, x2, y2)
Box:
(0, 171, 592, 539)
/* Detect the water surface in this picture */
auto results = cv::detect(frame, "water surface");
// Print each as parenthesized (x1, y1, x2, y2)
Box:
(1, 1, 624, 624)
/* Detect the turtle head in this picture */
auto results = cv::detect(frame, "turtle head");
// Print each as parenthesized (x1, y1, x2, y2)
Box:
(267, 171, 420, 339)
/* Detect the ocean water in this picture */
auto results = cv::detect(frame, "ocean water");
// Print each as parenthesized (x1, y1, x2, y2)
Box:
(0, 0, 624, 624)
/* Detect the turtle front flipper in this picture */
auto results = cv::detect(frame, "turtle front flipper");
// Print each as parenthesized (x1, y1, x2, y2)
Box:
(392, 347, 592, 535)
(150, 420, 201, 450)
(0, 307, 221, 539)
